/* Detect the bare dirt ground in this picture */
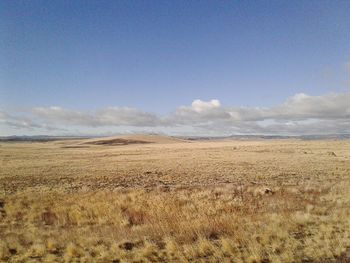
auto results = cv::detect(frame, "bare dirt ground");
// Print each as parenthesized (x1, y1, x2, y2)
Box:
(1, 135, 350, 262)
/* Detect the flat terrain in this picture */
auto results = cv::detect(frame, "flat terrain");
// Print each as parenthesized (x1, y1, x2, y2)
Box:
(1, 135, 350, 262)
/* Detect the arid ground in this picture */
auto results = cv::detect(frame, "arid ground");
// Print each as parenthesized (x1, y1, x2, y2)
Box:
(1, 135, 350, 262)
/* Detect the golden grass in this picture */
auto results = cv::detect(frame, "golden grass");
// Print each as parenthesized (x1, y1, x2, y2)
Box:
(1, 138, 350, 262)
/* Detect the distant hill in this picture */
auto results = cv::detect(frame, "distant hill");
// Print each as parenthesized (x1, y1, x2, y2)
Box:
(1, 134, 350, 143)
(82, 134, 189, 146)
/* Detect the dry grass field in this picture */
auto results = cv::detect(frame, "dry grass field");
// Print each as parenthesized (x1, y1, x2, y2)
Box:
(1, 135, 350, 262)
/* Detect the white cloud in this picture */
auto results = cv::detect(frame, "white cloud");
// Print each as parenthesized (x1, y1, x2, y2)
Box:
(2, 92, 350, 136)
(32, 106, 163, 127)
(0, 110, 52, 130)
(191, 99, 221, 113)
(271, 93, 350, 120)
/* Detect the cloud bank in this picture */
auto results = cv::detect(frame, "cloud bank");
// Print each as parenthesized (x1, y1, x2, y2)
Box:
(1, 92, 350, 136)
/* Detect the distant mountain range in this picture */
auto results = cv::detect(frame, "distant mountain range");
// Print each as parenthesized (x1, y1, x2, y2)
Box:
(0, 135, 92, 142)
(1, 134, 350, 142)
(179, 134, 350, 141)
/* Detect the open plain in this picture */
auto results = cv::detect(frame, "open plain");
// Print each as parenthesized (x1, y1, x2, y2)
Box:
(1, 135, 350, 262)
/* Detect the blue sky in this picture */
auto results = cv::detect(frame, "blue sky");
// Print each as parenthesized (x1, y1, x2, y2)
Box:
(1, 1, 350, 136)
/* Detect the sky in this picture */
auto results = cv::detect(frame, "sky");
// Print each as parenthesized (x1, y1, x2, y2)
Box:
(1, 0, 350, 136)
